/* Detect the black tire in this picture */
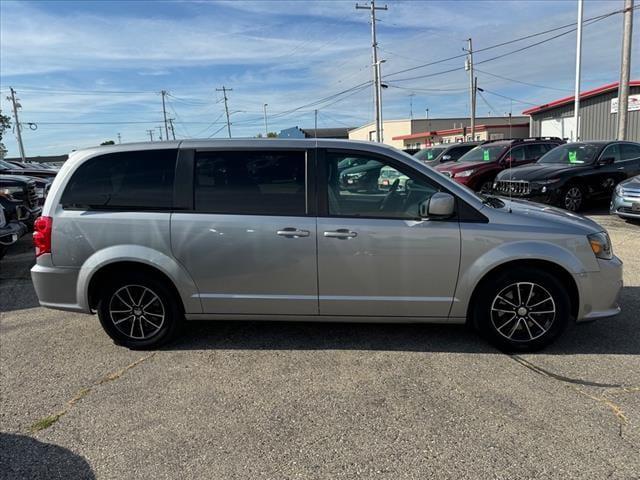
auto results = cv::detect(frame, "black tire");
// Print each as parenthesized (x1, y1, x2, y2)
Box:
(97, 273, 182, 349)
(561, 183, 584, 212)
(472, 267, 571, 352)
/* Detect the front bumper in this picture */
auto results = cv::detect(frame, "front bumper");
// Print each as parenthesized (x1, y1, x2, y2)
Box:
(0, 221, 27, 247)
(574, 256, 623, 322)
(610, 193, 640, 219)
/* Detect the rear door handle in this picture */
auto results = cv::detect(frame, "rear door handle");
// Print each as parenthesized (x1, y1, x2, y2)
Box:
(276, 228, 310, 238)
(324, 229, 358, 239)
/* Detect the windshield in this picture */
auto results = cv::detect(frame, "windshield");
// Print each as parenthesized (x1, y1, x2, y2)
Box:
(459, 145, 507, 163)
(538, 143, 600, 165)
(414, 147, 446, 162)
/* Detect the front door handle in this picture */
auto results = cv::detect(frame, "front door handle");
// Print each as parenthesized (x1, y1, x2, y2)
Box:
(277, 228, 310, 238)
(324, 229, 358, 239)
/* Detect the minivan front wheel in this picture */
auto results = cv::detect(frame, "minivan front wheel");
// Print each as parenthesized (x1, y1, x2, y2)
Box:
(97, 274, 181, 349)
(472, 267, 570, 351)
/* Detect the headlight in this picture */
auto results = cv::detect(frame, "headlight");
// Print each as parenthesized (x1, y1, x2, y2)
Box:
(454, 169, 474, 178)
(0, 186, 23, 200)
(588, 232, 613, 260)
(615, 184, 623, 195)
(35, 187, 45, 198)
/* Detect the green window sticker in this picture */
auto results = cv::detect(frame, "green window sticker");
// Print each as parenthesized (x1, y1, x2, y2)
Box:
(483, 149, 490, 161)
(568, 151, 578, 163)
(427, 151, 434, 160)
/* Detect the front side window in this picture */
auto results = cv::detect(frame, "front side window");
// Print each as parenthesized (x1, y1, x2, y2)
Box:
(61, 150, 177, 209)
(506, 146, 526, 161)
(195, 150, 306, 215)
(600, 144, 622, 162)
(328, 153, 440, 219)
(414, 147, 446, 162)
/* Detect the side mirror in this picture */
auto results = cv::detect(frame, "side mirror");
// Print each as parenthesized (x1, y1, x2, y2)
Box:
(598, 156, 615, 166)
(420, 192, 455, 219)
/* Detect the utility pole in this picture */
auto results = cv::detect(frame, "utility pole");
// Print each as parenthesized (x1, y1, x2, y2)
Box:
(157, 126, 163, 141)
(425, 108, 429, 119)
(263, 103, 269, 137)
(216, 86, 233, 138)
(464, 38, 475, 140)
(117, 132, 122, 144)
(356, 0, 388, 143)
(314, 109, 318, 138)
(146, 129, 154, 142)
(168, 118, 176, 140)
(573, 0, 584, 141)
(7, 88, 26, 161)
(161, 90, 169, 141)
(617, 0, 634, 140)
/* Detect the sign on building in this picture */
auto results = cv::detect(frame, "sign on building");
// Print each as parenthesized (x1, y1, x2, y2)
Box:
(611, 94, 640, 113)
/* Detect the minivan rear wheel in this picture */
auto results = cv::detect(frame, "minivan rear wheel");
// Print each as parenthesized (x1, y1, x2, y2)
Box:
(97, 273, 181, 349)
(472, 267, 570, 352)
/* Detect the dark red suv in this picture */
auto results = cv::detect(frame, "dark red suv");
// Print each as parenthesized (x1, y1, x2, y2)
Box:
(435, 138, 565, 191)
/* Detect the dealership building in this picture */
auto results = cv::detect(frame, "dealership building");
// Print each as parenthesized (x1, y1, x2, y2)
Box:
(348, 116, 529, 149)
(524, 80, 640, 142)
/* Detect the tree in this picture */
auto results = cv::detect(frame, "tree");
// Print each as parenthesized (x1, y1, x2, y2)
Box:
(100, 140, 115, 145)
(266, 132, 278, 138)
(0, 109, 11, 159)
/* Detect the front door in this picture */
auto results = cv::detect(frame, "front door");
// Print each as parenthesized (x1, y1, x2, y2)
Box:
(317, 151, 461, 318)
(171, 149, 318, 315)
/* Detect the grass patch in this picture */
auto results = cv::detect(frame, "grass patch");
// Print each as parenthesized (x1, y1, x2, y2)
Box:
(30, 412, 64, 433)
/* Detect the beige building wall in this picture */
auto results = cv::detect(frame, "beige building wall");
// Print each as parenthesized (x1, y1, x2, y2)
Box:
(348, 119, 411, 149)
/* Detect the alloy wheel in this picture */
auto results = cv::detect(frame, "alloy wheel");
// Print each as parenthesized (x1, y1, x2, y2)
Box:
(490, 282, 556, 342)
(564, 186, 582, 211)
(108, 284, 165, 340)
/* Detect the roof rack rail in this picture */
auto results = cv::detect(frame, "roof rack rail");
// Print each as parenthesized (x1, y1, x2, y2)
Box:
(481, 136, 564, 145)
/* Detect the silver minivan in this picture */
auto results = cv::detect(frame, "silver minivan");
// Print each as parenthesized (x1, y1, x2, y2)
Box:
(31, 139, 623, 351)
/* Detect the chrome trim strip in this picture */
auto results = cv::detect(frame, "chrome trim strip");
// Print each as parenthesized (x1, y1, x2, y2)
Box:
(194, 293, 454, 302)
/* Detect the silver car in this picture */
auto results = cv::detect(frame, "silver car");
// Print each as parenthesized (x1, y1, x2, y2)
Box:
(31, 140, 623, 351)
(611, 175, 640, 220)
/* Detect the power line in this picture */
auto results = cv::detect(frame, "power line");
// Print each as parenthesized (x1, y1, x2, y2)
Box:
(477, 88, 538, 106)
(474, 68, 572, 92)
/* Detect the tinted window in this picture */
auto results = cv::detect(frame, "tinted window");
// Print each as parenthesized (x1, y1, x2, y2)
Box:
(507, 146, 526, 161)
(620, 143, 640, 160)
(525, 144, 549, 159)
(600, 144, 622, 162)
(61, 150, 177, 209)
(328, 153, 440, 219)
(414, 147, 446, 161)
(195, 150, 306, 215)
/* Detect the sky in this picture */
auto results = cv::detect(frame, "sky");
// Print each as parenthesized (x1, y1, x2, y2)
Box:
(0, 0, 638, 156)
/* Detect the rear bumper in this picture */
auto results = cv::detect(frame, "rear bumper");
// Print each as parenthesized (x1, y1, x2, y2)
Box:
(31, 256, 87, 313)
(575, 256, 623, 322)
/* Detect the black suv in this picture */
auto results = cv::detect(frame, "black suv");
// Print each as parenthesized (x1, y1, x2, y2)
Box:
(0, 174, 43, 228)
(414, 141, 482, 167)
(493, 141, 640, 211)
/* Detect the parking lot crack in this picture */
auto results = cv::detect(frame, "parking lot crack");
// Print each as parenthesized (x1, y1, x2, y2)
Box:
(28, 353, 155, 434)
(510, 355, 638, 438)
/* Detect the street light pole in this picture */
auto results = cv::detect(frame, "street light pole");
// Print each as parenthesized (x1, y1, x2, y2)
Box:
(573, 0, 584, 141)
(263, 103, 268, 137)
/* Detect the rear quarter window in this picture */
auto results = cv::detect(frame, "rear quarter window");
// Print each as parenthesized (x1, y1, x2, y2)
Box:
(60, 149, 178, 210)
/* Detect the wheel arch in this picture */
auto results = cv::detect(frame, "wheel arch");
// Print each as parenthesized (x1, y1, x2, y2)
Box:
(465, 259, 579, 326)
(76, 245, 202, 314)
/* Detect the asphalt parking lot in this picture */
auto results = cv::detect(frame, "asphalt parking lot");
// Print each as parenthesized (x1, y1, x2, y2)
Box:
(1, 209, 639, 480)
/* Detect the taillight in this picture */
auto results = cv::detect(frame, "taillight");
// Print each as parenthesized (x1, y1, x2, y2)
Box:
(33, 216, 53, 257)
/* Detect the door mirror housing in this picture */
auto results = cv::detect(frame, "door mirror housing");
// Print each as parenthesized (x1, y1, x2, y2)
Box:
(420, 192, 455, 219)
(598, 156, 615, 166)
(441, 154, 452, 162)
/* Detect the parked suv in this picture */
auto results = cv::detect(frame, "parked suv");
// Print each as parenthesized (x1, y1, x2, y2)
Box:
(31, 140, 622, 351)
(0, 204, 27, 259)
(436, 138, 564, 192)
(0, 174, 43, 228)
(414, 142, 482, 167)
(493, 141, 640, 212)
